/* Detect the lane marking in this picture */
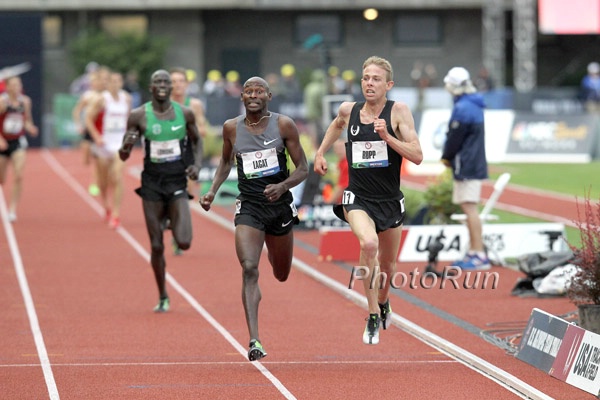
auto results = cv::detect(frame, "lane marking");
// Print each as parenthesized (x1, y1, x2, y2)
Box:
(189, 200, 555, 400)
(64, 151, 553, 399)
(42, 150, 297, 400)
(0, 190, 60, 400)
(1, 359, 458, 368)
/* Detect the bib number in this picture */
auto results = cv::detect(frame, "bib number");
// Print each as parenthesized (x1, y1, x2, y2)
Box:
(341, 190, 355, 205)
(351, 140, 388, 169)
(3, 113, 24, 135)
(150, 139, 181, 163)
(241, 148, 280, 179)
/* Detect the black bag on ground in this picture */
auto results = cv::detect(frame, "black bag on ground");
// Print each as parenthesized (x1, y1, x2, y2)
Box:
(511, 250, 575, 297)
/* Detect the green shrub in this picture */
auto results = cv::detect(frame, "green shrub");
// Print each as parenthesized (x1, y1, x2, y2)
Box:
(423, 169, 461, 224)
(69, 29, 169, 90)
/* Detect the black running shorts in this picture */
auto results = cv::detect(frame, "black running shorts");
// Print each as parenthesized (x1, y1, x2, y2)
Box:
(333, 192, 405, 233)
(234, 196, 299, 236)
(135, 170, 192, 203)
(0, 137, 26, 158)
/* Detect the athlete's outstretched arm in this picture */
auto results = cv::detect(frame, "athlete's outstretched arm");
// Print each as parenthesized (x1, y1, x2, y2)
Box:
(119, 107, 144, 162)
(314, 101, 353, 176)
(199, 118, 236, 211)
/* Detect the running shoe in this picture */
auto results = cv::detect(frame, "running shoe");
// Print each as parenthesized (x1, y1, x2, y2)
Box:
(452, 253, 491, 271)
(104, 209, 112, 223)
(7, 211, 17, 223)
(362, 314, 381, 345)
(248, 339, 267, 361)
(379, 300, 392, 330)
(172, 237, 183, 256)
(153, 297, 170, 313)
(88, 184, 100, 197)
(109, 217, 120, 230)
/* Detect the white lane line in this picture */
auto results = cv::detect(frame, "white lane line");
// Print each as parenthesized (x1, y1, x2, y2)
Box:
(190, 200, 555, 400)
(2, 359, 458, 368)
(42, 150, 297, 400)
(0, 190, 60, 400)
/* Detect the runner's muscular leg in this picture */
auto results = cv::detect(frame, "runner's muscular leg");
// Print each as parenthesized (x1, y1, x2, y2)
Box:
(142, 199, 168, 299)
(0, 155, 8, 183)
(346, 209, 380, 314)
(376, 225, 403, 304)
(8, 150, 26, 212)
(235, 224, 266, 341)
(109, 157, 125, 218)
(168, 197, 192, 250)
(265, 231, 293, 282)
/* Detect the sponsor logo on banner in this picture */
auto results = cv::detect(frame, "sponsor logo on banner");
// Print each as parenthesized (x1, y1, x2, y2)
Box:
(564, 330, 600, 396)
(297, 204, 346, 229)
(550, 323, 586, 382)
(505, 114, 596, 162)
(398, 223, 566, 262)
(516, 308, 569, 373)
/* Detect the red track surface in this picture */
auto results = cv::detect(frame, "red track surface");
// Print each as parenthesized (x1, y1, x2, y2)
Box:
(0, 148, 593, 399)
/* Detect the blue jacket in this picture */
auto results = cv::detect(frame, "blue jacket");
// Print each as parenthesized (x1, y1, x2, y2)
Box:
(441, 93, 488, 180)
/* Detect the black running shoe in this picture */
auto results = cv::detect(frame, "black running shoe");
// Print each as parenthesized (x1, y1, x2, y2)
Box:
(248, 339, 267, 361)
(362, 314, 381, 345)
(379, 300, 392, 330)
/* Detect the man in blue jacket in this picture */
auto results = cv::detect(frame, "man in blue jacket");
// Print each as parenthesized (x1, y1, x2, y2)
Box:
(441, 67, 490, 270)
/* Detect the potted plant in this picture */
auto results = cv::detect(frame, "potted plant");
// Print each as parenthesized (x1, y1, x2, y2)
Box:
(566, 191, 600, 334)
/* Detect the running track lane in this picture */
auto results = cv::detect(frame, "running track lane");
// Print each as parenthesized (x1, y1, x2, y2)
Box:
(0, 148, 591, 399)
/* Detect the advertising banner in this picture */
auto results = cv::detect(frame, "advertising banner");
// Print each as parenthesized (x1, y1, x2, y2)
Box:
(517, 308, 569, 373)
(505, 113, 597, 162)
(318, 223, 566, 263)
(418, 109, 515, 163)
(417, 109, 597, 165)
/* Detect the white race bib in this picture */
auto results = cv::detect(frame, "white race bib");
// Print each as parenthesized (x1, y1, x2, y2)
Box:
(241, 147, 280, 179)
(150, 139, 181, 163)
(3, 113, 24, 135)
(103, 113, 127, 136)
(351, 140, 388, 168)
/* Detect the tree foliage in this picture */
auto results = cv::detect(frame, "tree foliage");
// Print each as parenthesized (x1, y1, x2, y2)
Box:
(69, 29, 169, 92)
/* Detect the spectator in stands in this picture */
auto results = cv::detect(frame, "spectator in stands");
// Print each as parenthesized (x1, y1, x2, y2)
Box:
(341, 69, 362, 100)
(203, 69, 225, 97)
(224, 70, 243, 97)
(474, 65, 494, 93)
(303, 69, 327, 146)
(279, 64, 302, 102)
(70, 61, 99, 96)
(327, 65, 345, 95)
(185, 69, 201, 99)
(123, 69, 142, 108)
(441, 66, 490, 271)
(580, 62, 600, 114)
(410, 61, 437, 112)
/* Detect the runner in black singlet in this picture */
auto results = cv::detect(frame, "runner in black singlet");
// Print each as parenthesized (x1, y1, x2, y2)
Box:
(200, 76, 308, 361)
(314, 56, 423, 345)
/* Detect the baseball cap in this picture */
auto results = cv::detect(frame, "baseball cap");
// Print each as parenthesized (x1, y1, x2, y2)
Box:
(444, 67, 470, 86)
